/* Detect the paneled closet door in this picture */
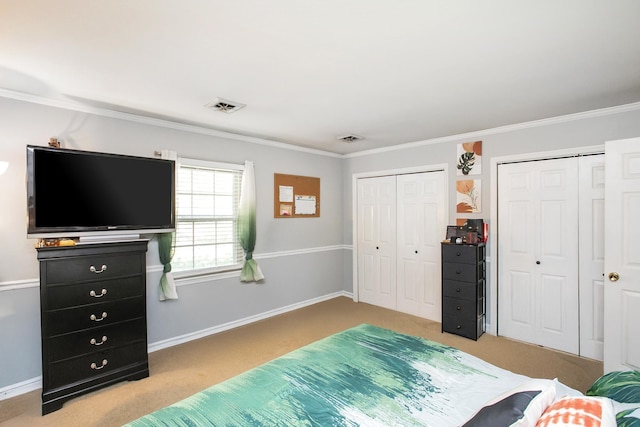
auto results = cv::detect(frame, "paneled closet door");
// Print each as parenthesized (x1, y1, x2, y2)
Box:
(578, 155, 605, 360)
(396, 172, 446, 321)
(604, 137, 640, 373)
(498, 157, 579, 355)
(357, 176, 397, 309)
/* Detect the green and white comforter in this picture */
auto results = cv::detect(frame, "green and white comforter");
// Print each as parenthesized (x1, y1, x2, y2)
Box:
(126, 324, 557, 426)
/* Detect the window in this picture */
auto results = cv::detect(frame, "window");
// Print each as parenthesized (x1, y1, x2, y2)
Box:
(172, 158, 244, 274)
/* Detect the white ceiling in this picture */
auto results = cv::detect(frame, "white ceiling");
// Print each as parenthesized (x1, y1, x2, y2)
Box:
(2, 1, 640, 155)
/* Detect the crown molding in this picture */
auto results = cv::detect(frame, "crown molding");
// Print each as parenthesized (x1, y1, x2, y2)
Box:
(0, 88, 342, 158)
(3, 88, 639, 160)
(344, 101, 640, 158)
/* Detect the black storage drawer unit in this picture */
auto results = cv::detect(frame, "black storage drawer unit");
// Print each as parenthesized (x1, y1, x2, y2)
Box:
(441, 242, 485, 340)
(37, 240, 149, 415)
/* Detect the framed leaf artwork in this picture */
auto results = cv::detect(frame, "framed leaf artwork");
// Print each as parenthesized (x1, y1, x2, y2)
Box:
(457, 179, 481, 213)
(457, 141, 482, 176)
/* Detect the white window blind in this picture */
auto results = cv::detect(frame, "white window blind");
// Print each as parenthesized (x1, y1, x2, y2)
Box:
(172, 158, 244, 273)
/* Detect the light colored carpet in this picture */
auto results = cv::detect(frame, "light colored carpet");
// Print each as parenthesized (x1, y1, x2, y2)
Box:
(0, 297, 602, 426)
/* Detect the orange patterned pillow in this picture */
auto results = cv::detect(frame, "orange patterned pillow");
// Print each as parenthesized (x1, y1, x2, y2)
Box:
(536, 396, 616, 427)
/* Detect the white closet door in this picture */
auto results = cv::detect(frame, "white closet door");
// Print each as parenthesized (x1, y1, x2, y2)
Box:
(578, 154, 605, 360)
(396, 171, 446, 321)
(357, 176, 397, 309)
(604, 137, 640, 373)
(498, 157, 579, 354)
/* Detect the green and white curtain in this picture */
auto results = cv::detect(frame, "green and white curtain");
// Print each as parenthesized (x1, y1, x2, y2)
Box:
(238, 160, 264, 282)
(158, 149, 178, 300)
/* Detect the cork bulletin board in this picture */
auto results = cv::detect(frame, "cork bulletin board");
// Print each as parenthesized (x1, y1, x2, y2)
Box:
(274, 173, 320, 218)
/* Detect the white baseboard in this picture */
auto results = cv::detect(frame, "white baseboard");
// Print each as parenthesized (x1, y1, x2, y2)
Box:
(148, 291, 352, 353)
(0, 376, 42, 401)
(0, 291, 353, 401)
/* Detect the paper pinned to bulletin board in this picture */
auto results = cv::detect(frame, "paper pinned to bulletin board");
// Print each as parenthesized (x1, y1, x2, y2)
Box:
(274, 173, 320, 218)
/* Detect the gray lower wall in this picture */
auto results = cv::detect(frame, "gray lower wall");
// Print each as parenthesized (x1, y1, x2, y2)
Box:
(146, 248, 346, 345)
(0, 285, 41, 388)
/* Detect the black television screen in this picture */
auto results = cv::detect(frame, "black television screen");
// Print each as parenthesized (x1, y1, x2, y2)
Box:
(27, 145, 175, 239)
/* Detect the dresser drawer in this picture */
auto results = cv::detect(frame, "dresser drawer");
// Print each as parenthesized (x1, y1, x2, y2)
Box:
(46, 276, 143, 310)
(45, 297, 144, 336)
(442, 314, 484, 340)
(47, 318, 146, 362)
(442, 262, 479, 282)
(47, 342, 147, 390)
(442, 244, 478, 264)
(442, 280, 478, 301)
(443, 295, 484, 318)
(442, 296, 476, 318)
(45, 253, 142, 284)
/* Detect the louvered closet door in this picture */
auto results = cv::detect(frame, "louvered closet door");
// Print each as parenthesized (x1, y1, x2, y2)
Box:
(357, 176, 397, 309)
(396, 172, 446, 321)
(498, 157, 579, 354)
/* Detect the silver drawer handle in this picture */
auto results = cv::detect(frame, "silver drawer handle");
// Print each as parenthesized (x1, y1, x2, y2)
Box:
(89, 312, 108, 322)
(89, 264, 108, 274)
(90, 359, 108, 370)
(89, 288, 108, 298)
(90, 336, 108, 346)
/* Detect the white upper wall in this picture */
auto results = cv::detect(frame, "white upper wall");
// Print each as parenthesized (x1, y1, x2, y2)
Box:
(0, 96, 344, 283)
(342, 105, 640, 244)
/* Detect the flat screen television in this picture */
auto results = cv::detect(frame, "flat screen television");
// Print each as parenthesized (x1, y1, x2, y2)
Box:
(26, 145, 175, 240)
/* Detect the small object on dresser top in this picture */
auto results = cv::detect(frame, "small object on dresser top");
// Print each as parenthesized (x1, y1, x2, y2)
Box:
(37, 238, 77, 247)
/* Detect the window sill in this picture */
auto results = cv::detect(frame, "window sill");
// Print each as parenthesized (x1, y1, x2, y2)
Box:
(172, 265, 242, 287)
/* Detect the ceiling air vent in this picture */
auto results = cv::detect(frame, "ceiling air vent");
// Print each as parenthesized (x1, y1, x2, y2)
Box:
(205, 97, 246, 113)
(337, 134, 364, 143)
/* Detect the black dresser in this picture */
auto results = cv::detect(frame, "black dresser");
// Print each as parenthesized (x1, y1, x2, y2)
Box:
(37, 240, 149, 415)
(441, 242, 486, 340)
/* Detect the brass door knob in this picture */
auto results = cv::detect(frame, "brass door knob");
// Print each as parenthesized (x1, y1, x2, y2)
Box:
(608, 272, 620, 282)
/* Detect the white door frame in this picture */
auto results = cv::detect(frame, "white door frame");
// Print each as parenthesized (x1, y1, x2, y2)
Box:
(489, 145, 603, 336)
(352, 164, 449, 303)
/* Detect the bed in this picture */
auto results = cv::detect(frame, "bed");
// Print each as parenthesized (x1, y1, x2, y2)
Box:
(126, 324, 637, 426)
